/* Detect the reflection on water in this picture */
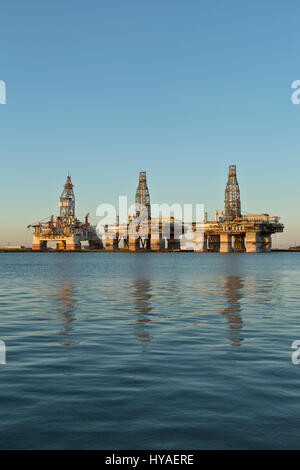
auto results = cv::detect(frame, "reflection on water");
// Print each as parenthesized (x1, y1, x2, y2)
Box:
(30, 258, 280, 353)
(129, 274, 248, 350)
(55, 280, 77, 334)
(1, 253, 299, 449)
(34, 278, 78, 345)
(55, 280, 77, 344)
(221, 275, 244, 347)
(130, 278, 153, 352)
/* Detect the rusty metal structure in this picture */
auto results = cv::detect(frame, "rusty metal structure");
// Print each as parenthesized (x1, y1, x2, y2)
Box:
(29, 166, 284, 252)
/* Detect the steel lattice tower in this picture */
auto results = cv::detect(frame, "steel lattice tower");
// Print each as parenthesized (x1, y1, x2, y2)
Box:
(224, 165, 241, 220)
(59, 175, 75, 224)
(135, 171, 151, 220)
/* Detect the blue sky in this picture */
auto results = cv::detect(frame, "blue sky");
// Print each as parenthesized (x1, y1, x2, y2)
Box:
(0, 0, 299, 247)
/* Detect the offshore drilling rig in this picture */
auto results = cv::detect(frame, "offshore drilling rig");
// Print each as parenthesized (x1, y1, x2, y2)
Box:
(102, 170, 182, 251)
(205, 165, 284, 252)
(28, 175, 102, 250)
(28, 166, 284, 252)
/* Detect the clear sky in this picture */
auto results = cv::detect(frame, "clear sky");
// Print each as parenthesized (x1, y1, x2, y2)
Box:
(0, 0, 299, 247)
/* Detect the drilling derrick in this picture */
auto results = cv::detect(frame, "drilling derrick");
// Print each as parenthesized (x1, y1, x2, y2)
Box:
(224, 165, 241, 220)
(59, 175, 75, 224)
(135, 171, 151, 220)
(29, 174, 103, 251)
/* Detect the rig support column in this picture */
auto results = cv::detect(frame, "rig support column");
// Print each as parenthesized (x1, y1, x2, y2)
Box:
(193, 232, 207, 252)
(66, 234, 81, 250)
(245, 232, 261, 253)
(32, 236, 47, 251)
(128, 236, 141, 251)
(220, 233, 233, 253)
(150, 237, 165, 251)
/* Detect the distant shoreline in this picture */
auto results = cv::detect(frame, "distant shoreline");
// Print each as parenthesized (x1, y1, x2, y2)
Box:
(0, 248, 298, 253)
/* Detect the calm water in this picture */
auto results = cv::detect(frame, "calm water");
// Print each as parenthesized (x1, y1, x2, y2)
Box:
(0, 252, 300, 449)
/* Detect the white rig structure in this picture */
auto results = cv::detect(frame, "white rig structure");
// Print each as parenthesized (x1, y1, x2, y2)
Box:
(29, 175, 102, 250)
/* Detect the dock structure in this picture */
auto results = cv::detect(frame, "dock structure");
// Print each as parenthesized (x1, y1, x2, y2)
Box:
(28, 166, 284, 252)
